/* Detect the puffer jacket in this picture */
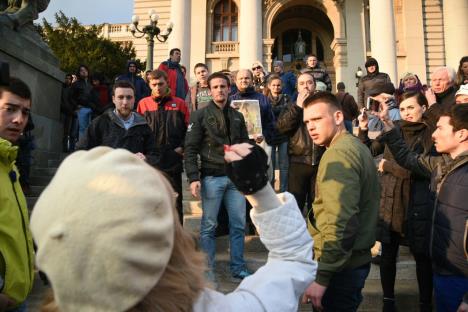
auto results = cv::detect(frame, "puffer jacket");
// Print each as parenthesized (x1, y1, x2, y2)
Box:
(379, 128, 468, 277)
(184, 101, 250, 183)
(276, 104, 325, 166)
(76, 109, 157, 166)
(359, 120, 436, 254)
(231, 87, 276, 145)
(0, 138, 35, 308)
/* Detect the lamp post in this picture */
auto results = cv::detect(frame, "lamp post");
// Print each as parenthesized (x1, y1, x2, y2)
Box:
(355, 66, 363, 87)
(129, 9, 173, 72)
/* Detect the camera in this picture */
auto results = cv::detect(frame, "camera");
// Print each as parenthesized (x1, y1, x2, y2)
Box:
(366, 97, 378, 110)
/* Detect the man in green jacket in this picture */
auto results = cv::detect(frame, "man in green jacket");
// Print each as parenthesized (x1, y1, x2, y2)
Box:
(301, 92, 380, 311)
(0, 77, 35, 311)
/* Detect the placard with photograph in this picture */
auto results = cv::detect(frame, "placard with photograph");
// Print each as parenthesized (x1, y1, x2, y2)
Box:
(230, 99, 263, 139)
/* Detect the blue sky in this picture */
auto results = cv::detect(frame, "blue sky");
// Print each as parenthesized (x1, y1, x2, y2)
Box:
(39, 0, 133, 25)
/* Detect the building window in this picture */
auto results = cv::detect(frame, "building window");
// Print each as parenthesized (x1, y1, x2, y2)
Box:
(213, 0, 238, 42)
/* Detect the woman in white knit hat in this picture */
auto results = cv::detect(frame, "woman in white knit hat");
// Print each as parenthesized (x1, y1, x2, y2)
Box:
(31, 144, 316, 312)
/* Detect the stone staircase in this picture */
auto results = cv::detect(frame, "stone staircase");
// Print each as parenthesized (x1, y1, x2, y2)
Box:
(25, 156, 421, 311)
(181, 175, 422, 311)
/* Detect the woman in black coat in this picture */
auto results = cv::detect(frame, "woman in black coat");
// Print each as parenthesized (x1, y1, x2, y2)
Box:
(358, 91, 437, 312)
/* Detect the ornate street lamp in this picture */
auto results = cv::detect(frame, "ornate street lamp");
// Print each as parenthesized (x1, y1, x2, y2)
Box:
(355, 66, 363, 87)
(129, 9, 173, 72)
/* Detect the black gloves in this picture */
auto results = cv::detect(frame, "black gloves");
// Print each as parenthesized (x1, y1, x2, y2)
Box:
(225, 144, 269, 195)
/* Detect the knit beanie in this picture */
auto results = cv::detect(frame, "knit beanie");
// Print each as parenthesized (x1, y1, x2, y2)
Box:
(30, 147, 175, 312)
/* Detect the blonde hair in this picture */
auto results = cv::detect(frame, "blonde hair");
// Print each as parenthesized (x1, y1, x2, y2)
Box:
(41, 175, 206, 312)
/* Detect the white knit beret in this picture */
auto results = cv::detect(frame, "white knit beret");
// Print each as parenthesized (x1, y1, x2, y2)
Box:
(30, 147, 175, 312)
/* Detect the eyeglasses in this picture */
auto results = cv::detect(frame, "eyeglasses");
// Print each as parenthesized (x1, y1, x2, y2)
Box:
(252, 66, 262, 71)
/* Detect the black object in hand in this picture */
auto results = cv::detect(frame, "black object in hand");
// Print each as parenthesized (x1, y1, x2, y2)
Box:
(226, 144, 269, 195)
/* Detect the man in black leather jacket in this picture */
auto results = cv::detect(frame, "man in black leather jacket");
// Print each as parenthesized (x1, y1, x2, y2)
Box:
(277, 72, 325, 215)
(184, 72, 251, 282)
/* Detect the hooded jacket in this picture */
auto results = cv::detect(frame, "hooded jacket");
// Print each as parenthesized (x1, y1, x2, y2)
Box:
(0, 138, 35, 308)
(116, 61, 149, 104)
(357, 58, 392, 107)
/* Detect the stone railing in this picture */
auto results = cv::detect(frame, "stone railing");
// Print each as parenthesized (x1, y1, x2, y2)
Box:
(211, 41, 239, 53)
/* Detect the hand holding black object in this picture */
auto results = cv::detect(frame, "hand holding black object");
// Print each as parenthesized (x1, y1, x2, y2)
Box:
(225, 143, 269, 195)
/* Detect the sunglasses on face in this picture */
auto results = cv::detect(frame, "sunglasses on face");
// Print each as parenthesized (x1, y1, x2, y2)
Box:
(252, 66, 262, 70)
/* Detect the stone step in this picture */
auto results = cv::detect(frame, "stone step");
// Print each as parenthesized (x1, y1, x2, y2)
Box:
(29, 175, 53, 187)
(26, 196, 39, 210)
(29, 185, 46, 197)
(31, 167, 58, 177)
(47, 159, 61, 168)
(183, 199, 202, 215)
(213, 252, 419, 311)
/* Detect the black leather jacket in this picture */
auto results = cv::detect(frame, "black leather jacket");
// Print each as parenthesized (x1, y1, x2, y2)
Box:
(276, 104, 325, 166)
(184, 101, 250, 183)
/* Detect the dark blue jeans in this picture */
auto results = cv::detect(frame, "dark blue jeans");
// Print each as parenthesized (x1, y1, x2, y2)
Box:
(433, 274, 468, 312)
(319, 263, 370, 312)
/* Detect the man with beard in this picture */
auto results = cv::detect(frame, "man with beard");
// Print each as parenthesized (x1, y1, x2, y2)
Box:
(76, 80, 156, 165)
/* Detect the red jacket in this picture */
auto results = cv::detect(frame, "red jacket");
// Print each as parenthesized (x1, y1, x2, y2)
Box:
(158, 62, 189, 99)
(137, 95, 190, 125)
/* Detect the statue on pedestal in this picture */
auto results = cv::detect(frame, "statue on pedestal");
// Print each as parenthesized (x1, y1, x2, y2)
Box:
(294, 30, 306, 61)
(0, 0, 50, 30)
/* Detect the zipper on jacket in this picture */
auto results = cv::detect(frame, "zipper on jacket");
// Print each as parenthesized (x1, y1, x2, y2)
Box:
(9, 170, 33, 290)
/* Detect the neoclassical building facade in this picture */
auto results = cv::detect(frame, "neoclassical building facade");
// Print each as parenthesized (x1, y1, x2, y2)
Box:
(102, 0, 467, 95)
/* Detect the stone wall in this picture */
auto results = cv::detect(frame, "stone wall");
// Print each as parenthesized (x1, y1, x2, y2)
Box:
(0, 26, 64, 166)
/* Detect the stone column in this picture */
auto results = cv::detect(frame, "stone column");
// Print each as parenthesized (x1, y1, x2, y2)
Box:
(443, 0, 468, 70)
(369, 0, 398, 83)
(169, 0, 191, 70)
(239, 0, 262, 68)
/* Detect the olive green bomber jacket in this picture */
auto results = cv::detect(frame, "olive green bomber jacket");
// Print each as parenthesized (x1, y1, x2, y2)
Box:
(308, 132, 380, 286)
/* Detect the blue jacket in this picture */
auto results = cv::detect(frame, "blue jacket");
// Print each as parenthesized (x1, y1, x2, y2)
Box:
(279, 71, 297, 98)
(231, 87, 276, 145)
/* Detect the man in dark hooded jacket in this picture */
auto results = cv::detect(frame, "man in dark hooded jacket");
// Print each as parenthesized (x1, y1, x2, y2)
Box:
(357, 58, 392, 108)
(116, 61, 149, 106)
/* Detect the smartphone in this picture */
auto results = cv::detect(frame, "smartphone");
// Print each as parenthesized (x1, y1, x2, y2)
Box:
(366, 97, 372, 110)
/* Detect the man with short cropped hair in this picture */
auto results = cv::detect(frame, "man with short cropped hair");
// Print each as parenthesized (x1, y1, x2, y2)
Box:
(276, 72, 325, 214)
(76, 80, 157, 165)
(158, 48, 189, 99)
(138, 70, 189, 223)
(0, 77, 35, 311)
(377, 103, 468, 312)
(184, 72, 251, 282)
(186, 63, 211, 111)
(301, 92, 380, 312)
(302, 54, 332, 92)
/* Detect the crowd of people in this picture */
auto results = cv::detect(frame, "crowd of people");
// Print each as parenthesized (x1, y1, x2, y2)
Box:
(0, 50, 467, 312)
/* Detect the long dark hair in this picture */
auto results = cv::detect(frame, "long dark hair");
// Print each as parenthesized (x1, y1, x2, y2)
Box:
(456, 56, 468, 86)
